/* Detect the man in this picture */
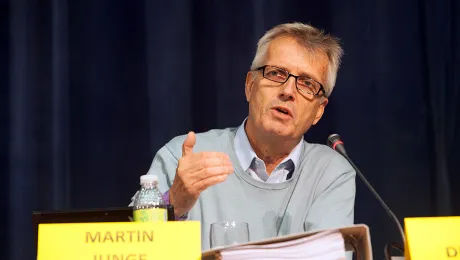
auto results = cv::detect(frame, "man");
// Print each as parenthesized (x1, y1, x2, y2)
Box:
(131, 22, 356, 251)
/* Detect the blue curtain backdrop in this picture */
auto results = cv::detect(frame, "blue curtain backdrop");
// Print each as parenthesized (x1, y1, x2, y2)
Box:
(2, 0, 459, 259)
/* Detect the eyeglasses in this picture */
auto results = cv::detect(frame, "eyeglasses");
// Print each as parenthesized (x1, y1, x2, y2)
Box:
(255, 65, 326, 97)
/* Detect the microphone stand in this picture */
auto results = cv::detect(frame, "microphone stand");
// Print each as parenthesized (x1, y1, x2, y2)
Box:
(328, 134, 406, 260)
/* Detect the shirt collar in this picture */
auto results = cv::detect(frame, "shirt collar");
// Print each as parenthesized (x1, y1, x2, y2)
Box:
(234, 118, 304, 172)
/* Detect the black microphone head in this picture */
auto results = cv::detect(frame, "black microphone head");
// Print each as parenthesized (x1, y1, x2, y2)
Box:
(327, 134, 342, 148)
(327, 133, 347, 156)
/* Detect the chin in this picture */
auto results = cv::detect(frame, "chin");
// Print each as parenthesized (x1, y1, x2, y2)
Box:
(262, 121, 295, 138)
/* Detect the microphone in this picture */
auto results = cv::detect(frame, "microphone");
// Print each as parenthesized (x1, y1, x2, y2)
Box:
(327, 134, 406, 257)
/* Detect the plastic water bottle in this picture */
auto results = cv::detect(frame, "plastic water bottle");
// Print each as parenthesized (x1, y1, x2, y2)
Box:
(133, 174, 167, 222)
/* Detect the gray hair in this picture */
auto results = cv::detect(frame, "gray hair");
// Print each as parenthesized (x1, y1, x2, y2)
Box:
(250, 22, 344, 97)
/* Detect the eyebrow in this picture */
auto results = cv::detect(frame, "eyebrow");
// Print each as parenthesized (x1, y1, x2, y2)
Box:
(273, 64, 321, 82)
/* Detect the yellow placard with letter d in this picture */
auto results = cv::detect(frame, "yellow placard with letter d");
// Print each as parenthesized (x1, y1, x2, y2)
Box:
(404, 216, 460, 260)
(37, 221, 201, 260)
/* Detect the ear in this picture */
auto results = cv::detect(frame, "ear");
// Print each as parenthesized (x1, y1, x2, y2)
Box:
(245, 71, 256, 102)
(312, 98, 328, 125)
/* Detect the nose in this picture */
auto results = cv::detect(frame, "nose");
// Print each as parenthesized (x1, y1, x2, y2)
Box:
(278, 76, 297, 101)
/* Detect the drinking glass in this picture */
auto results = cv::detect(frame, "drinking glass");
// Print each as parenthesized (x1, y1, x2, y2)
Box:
(210, 221, 249, 249)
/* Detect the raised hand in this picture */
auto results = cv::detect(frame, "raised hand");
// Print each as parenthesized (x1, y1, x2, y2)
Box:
(169, 131, 234, 217)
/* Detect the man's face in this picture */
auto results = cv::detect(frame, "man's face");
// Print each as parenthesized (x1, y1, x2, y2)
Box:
(245, 36, 329, 140)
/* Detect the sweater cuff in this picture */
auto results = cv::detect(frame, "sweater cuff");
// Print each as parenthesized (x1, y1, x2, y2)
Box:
(163, 190, 188, 221)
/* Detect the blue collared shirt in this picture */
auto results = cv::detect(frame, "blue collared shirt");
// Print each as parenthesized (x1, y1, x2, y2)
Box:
(233, 119, 303, 183)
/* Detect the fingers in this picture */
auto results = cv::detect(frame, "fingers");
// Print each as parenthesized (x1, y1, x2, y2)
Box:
(200, 151, 230, 159)
(194, 174, 229, 192)
(179, 151, 231, 168)
(198, 164, 234, 178)
(182, 131, 196, 157)
(187, 164, 233, 190)
(190, 153, 233, 179)
(200, 156, 232, 169)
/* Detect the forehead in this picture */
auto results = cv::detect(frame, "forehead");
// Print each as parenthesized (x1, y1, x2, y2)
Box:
(265, 36, 329, 84)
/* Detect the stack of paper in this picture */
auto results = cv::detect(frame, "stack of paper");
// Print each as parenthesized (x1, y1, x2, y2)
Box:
(217, 230, 346, 260)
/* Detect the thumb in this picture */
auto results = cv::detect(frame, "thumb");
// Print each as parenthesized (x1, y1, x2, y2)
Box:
(182, 131, 196, 157)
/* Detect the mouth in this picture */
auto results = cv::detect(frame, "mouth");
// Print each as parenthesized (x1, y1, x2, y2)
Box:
(273, 106, 293, 118)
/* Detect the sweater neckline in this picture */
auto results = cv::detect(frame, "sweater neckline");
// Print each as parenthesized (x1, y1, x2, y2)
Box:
(225, 127, 308, 190)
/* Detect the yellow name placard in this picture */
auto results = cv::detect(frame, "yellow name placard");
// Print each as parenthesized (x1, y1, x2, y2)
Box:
(404, 216, 460, 259)
(37, 221, 201, 260)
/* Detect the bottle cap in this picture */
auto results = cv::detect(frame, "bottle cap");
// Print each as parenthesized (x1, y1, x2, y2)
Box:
(140, 174, 158, 185)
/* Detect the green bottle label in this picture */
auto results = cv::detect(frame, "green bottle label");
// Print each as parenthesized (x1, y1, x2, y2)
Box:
(133, 208, 167, 222)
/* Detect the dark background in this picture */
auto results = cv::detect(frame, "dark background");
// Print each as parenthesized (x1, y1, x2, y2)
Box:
(2, 0, 459, 259)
